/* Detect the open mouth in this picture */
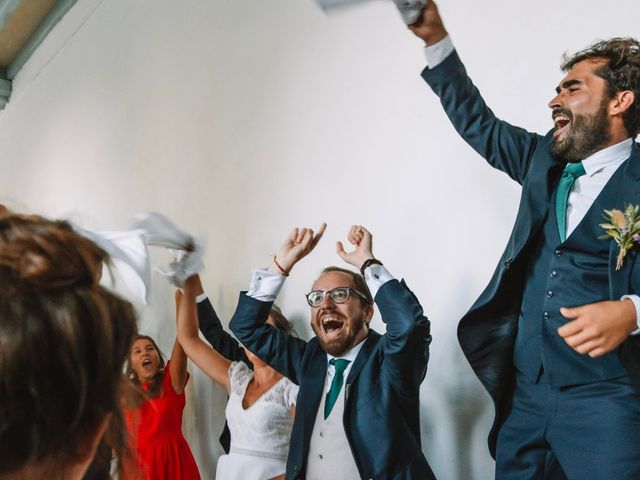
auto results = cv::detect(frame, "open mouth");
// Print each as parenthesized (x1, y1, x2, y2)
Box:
(321, 315, 345, 338)
(142, 358, 153, 368)
(553, 112, 572, 138)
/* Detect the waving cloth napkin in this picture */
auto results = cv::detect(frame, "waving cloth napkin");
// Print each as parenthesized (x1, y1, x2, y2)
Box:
(133, 212, 204, 288)
(314, 0, 427, 25)
(72, 226, 152, 304)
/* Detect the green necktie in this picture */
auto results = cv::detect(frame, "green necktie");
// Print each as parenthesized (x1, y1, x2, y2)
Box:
(324, 358, 351, 419)
(555, 161, 586, 242)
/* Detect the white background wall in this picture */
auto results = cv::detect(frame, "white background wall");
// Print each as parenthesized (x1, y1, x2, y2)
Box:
(1, 1, 638, 478)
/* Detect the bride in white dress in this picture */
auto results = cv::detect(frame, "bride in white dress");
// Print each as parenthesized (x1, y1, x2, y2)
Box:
(176, 275, 298, 480)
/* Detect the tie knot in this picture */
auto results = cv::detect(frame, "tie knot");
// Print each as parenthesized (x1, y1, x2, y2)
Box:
(329, 358, 350, 373)
(562, 161, 586, 178)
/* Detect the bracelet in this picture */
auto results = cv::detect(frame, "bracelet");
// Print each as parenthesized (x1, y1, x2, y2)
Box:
(360, 258, 383, 276)
(273, 256, 289, 277)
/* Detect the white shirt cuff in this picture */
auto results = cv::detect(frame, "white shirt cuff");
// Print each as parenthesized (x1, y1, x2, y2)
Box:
(363, 264, 394, 299)
(424, 34, 454, 69)
(621, 294, 640, 335)
(246, 268, 286, 301)
(195, 293, 208, 303)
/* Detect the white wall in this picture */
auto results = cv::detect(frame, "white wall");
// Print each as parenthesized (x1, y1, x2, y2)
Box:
(1, 0, 638, 478)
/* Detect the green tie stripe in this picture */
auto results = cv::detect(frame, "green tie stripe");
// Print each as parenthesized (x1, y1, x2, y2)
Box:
(555, 161, 586, 242)
(324, 358, 351, 419)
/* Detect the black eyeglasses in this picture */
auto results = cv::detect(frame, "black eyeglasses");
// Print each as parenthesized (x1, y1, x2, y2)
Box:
(305, 287, 369, 307)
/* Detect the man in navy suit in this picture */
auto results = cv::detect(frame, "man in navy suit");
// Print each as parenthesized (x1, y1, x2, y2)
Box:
(230, 224, 435, 480)
(408, 2, 640, 479)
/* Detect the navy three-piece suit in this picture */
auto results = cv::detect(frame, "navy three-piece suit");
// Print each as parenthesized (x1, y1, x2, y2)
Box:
(230, 279, 436, 480)
(421, 51, 640, 478)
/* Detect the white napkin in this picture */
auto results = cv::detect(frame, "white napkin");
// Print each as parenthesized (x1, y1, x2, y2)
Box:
(314, 0, 427, 25)
(133, 212, 204, 288)
(73, 226, 152, 304)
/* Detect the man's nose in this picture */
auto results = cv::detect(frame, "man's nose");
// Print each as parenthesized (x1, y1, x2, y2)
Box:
(320, 294, 336, 306)
(549, 92, 562, 109)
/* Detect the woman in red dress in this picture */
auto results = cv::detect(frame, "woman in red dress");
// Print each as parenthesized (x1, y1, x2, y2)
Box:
(124, 292, 200, 480)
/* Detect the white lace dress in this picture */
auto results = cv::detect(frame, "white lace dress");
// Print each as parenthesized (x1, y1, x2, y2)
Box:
(216, 361, 298, 480)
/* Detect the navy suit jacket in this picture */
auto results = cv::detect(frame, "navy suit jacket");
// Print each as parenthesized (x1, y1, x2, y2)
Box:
(197, 297, 249, 365)
(421, 51, 640, 457)
(230, 279, 435, 480)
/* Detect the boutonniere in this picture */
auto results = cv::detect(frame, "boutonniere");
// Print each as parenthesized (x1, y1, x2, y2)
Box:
(599, 203, 640, 270)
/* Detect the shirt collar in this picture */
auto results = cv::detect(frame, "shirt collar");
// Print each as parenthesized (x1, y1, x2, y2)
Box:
(326, 336, 367, 364)
(581, 138, 633, 177)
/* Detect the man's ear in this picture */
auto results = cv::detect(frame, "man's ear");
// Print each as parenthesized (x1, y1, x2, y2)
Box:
(364, 305, 374, 324)
(610, 90, 635, 116)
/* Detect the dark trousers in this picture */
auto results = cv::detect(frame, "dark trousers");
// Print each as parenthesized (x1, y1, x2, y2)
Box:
(495, 372, 640, 480)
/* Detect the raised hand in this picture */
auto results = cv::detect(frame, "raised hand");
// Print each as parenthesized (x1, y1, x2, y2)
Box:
(408, 0, 448, 46)
(557, 299, 638, 357)
(271, 223, 327, 275)
(336, 225, 375, 270)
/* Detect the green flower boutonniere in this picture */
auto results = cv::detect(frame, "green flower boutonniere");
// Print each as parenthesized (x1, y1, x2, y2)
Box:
(599, 204, 640, 270)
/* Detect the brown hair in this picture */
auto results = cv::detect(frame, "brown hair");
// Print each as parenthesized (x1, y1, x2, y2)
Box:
(269, 304, 296, 336)
(562, 37, 640, 137)
(0, 214, 137, 479)
(126, 335, 166, 401)
(317, 266, 374, 306)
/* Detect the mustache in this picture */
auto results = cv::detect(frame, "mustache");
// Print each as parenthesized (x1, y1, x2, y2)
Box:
(552, 107, 573, 122)
(314, 307, 346, 322)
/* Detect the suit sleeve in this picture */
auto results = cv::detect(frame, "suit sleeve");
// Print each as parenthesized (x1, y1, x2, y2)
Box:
(377, 279, 431, 397)
(421, 50, 543, 185)
(229, 293, 308, 385)
(197, 297, 249, 363)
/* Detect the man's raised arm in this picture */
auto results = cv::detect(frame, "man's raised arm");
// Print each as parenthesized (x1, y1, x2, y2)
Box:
(409, 1, 541, 184)
(230, 224, 326, 385)
(337, 226, 431, 395)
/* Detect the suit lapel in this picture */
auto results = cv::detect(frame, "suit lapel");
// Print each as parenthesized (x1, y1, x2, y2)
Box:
(511, 154, 564, 256)
(609, 144, 640, 298)
(346, 331, 380, 386)
(300, 347, 327, 443)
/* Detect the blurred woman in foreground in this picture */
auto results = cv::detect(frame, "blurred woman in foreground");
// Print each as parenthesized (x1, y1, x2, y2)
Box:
(0, 213, 137, 480)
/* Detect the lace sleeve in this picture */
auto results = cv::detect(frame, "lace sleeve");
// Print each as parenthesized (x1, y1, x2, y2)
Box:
(227, 361, 251, 393)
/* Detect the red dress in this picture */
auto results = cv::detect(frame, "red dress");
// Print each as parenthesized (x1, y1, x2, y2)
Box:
(125, 362, 200, 480)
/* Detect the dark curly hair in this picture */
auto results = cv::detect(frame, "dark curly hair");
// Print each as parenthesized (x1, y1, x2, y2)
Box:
(562, 37, 640, 138)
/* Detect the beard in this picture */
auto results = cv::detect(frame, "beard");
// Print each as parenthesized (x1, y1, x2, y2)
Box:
(311, 314, 367, 357)
(550, 98, 612, 163)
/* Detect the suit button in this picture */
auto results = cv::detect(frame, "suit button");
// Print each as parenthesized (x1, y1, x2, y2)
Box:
(503, 257, 513, 270)
(319, 431, 324, 437)
(546, 291, 553, 297)
(543, 311, 550, 319)
(555, 248, 562, 256)
(550, 270, 558, 278)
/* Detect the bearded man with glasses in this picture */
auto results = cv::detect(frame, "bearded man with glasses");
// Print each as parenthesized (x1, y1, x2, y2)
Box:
(230, 224, 436, 480)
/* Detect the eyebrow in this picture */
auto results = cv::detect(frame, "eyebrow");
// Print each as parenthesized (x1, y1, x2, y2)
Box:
(556, 79, 582, 94)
